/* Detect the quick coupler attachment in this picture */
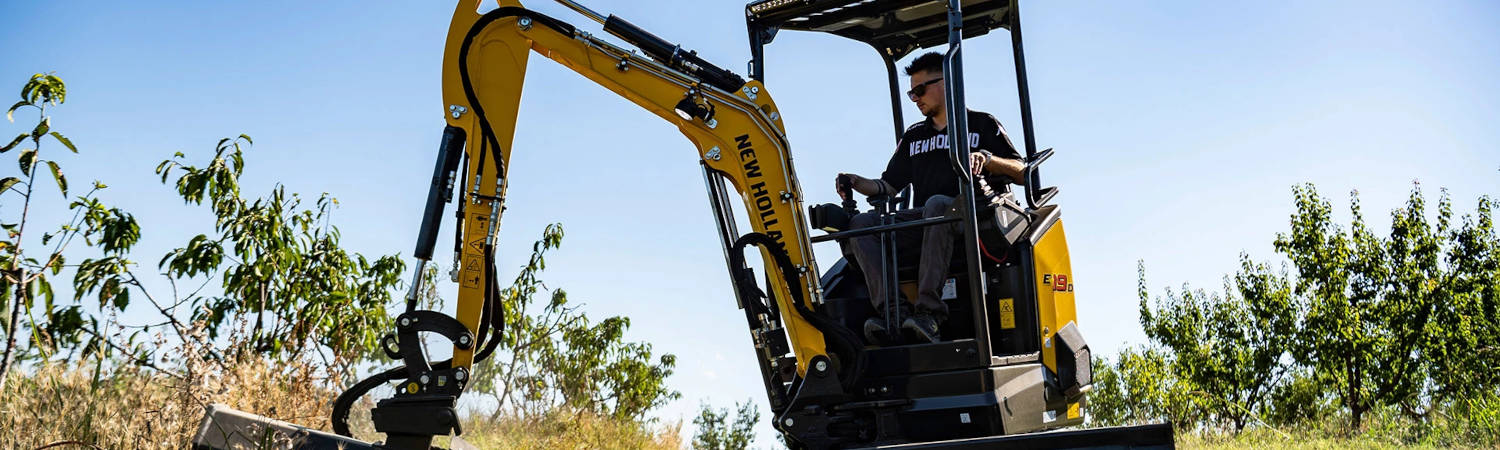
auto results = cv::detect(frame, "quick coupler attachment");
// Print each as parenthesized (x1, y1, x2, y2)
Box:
(389, 310, 474, 385)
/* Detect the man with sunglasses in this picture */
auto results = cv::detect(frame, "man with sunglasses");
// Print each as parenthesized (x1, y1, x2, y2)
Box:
(837, 51, 1025, 344)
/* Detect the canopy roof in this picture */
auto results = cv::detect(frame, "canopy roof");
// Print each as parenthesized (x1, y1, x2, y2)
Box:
(746, 0, 1013, 59)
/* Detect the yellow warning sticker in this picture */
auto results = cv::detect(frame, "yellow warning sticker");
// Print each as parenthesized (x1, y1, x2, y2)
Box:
(998, 298, 1015, 329)
(1068, 402, 1081, 419)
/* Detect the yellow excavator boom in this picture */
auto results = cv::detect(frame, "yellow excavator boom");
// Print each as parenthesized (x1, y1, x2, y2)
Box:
(440, 0, 827, 377)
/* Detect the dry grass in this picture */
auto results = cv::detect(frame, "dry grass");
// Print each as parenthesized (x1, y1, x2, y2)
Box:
(0, 359, 680, 450)
(0, 357, 337, 449)
(441, 410, 681, 450)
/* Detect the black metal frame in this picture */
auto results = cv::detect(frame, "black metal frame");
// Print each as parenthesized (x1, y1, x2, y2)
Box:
(747, 0, 1054, 354)
(937, 0, 993, 370)
(747, 0, 1059, 339)
(745, 1, 1076, 447)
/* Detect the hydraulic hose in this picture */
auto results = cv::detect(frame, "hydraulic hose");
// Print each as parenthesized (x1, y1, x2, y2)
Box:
(331, 365, 406, 437)
(459, 7, 574, 178)
(729, 233, 865, 390)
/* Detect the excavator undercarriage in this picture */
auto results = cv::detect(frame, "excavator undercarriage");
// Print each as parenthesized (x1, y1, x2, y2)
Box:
(192, 1, 1174, 449)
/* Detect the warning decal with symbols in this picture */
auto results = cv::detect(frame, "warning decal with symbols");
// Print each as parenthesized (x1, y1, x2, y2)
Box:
(998, 298, 1015, 329)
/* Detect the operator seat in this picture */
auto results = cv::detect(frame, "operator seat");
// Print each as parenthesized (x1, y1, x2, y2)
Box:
(835, 175, 1031, 344)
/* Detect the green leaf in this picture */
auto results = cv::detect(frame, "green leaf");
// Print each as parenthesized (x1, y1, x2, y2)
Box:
(0, 133, 23, 153)
(19, 149, 36, 176)
(31, 117, 49, 138)
(239, 134, 253, 145)
(36, 275, 54, 309)
(48, 253, 64, 275)
(5, 101, 24, 123)
(49, 131, 75, 153)
(112, 289, 129, 310)
(42, 74, 65, 105)
(21, 76, 38, 102)
(46, 160, 66, 197)
(0, 177, 19, 194)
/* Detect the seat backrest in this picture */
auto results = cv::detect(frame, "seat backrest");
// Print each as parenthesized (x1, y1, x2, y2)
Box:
(975, 175, 1030, 258)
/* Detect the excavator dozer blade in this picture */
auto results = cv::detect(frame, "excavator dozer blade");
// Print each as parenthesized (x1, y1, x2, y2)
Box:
(191, 403, 378, 450)
(859, 423, 1176, 450)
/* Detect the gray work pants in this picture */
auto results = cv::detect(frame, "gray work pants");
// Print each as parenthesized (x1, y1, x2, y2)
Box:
(845, 194, 956, 321)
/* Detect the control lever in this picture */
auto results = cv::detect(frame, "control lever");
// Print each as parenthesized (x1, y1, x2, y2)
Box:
(836, 174, 858, 216)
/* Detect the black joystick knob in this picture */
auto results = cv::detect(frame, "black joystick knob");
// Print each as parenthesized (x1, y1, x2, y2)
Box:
(836, 174, 858, 214)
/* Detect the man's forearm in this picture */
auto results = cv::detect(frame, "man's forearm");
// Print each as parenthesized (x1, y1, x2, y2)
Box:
(984, 156, 1026, 185)
(853, 176, 892, 196)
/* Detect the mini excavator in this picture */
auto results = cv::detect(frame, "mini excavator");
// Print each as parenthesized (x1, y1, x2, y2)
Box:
(193, 1, 1175, 449)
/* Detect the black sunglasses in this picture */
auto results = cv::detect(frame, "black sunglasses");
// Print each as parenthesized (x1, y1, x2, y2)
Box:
(906, 77, 944, 100)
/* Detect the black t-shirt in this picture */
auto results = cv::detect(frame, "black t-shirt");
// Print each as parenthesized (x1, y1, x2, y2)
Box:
(880, 109, 1022, 206)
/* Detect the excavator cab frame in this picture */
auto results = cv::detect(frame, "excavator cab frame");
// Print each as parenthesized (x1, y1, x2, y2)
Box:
(736, 0, 1082, 446)
(744, 1, 1168, 448)
(746, 0, 1057, 207)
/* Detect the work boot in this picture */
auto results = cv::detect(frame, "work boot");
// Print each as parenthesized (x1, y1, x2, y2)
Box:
(863, 317, 888, 344)
(902, 313, 941, 343)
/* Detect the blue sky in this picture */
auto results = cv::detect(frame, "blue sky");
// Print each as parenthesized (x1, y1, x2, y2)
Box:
(3, 0, 1497, 445)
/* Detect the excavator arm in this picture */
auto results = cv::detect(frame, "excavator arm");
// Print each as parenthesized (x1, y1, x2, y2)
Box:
(439, 0, 829, 376)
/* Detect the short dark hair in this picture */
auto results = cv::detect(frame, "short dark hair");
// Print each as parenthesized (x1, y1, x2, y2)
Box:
(903, 51, 944, 77)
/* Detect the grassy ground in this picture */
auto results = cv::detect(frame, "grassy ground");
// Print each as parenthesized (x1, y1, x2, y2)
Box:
(1171, 406, 1500, 449)
(1178, 428, 1443, 450)
(7, 359, 1493, 449)
(0, 360, 679, 450)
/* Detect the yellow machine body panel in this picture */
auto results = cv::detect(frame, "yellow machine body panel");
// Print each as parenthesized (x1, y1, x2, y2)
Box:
(438, 0, 826, 376)
(1031, 219, 1078, 373)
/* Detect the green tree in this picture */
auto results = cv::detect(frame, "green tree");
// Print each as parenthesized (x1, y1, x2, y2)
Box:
(149, 138, 406, 361)
(1271, 184, 1485, 426)
(1263, 369, 1331, 427)
(1085, 346, 1203, 429)
(692, 399, 760, 450)
(0, 74, 140, 385)
(1137, 256, 1296, 431)
(1128, 182, 1498, 432)
(471, 224, 679, 421)
(1272, 184, 1386, 428)
(1, 72, 408, 377)
(1428, 195, 1500, 399)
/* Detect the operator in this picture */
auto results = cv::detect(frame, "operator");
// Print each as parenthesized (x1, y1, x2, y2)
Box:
(837, 51, 1025, 343)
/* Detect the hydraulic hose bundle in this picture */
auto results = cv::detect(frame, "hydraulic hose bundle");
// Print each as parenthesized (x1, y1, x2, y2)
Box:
(728, 233, 865, 391)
